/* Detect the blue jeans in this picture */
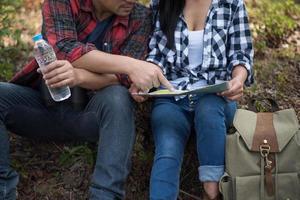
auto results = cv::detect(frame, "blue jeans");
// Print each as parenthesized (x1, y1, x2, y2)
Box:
(150, 94, 237, 200)
(0, 82, 135, 200)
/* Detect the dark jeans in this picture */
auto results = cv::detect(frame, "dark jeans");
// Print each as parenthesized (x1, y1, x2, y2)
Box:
(0, 82, 135, 200)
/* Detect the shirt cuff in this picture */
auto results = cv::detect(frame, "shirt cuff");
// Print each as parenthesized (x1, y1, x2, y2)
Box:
(228, 59, 254, 86)
(56, 43, 97, 63)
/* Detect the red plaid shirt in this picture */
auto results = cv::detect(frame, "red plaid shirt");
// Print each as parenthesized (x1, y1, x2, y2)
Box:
(11, 0, 152, 88)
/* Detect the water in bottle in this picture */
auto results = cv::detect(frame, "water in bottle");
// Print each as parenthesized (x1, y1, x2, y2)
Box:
(32, 34, 71, 102)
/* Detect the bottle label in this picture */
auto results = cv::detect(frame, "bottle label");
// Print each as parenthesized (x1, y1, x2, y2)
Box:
(35, 47, 56, 67)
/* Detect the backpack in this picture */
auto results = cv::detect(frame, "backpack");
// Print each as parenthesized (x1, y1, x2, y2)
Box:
(219, 100, 300, 200)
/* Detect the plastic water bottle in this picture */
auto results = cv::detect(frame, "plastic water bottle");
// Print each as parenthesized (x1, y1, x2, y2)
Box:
(32, 34, 71, 102)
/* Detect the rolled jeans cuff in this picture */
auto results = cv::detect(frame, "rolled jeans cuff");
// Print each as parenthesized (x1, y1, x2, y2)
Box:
(198, 165, 224, 182)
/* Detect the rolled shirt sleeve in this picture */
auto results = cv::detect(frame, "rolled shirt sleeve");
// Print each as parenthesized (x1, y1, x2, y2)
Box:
(42, 0, 97, 63)
(226, 0, 254, 86)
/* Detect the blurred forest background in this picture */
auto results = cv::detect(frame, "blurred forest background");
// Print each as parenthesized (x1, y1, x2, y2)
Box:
(0, 0, 299, 199)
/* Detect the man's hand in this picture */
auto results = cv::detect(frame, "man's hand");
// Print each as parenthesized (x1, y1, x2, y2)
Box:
(42, 60, 80, 88)
(219, 66, 248, 101)
(129, 84, 148, 103)
(129, 61, 174, 92)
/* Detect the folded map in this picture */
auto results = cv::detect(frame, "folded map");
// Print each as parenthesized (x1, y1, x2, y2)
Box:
(133, 81, 229, 97)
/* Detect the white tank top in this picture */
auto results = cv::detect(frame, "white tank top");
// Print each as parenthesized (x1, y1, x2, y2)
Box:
(188, 30, 204, 70)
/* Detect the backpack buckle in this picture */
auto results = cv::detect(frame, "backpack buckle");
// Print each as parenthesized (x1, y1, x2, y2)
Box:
(260, 140, 272, 169)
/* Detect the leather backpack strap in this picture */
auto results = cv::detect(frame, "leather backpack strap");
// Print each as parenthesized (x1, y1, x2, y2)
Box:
(265, 154, 275, 196)
(251, 113, 279, 153)
(250, 104, 280, 197)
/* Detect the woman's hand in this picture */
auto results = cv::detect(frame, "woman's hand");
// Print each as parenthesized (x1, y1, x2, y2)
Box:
(129, 84, 149, 103)
(42, 60, 80, 88)
(219, 66, 248, 101)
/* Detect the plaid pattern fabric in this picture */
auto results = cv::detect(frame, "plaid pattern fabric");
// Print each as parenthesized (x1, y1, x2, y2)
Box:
(147, 0, 254, 89)
(11, 0, 152, 88)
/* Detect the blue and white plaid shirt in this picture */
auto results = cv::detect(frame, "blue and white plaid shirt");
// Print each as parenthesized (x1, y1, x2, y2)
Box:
(147, 0, 254, 90)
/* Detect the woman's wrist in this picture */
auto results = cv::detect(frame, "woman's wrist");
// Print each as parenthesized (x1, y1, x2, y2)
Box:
(232, 65, 248, 83)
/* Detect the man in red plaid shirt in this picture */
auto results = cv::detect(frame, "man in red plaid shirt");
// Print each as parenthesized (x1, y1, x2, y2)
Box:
(0, 0, 172, 199)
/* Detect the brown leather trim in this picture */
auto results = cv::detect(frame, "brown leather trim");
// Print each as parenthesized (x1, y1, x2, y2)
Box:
(265, 168, 274, 196)
(265, 154, 275, 196)
(251, 113, 279, 152)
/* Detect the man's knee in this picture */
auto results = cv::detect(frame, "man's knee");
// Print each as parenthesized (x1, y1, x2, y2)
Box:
(0, 82, 13, 119)
(0, 82, 12, 97)
(91, 85, 134, 113)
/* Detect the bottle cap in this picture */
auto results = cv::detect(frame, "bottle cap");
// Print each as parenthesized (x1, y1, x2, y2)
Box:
(32, 34, 43, 42)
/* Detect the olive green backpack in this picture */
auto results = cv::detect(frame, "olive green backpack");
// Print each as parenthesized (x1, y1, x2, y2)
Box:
(220, 100, 300, 200)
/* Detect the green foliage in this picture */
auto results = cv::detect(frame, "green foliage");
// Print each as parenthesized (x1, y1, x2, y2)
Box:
(59, 144, 95, 167)
(0, 0, 23, 81)
(249, 0, 300, 48)
(0, 0, 21, 39)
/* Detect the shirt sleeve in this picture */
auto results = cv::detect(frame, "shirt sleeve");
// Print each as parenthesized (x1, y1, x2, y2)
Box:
(41, 0, 97, 63)
(227, 0, 254, 86)
(146, 6, 168, 74)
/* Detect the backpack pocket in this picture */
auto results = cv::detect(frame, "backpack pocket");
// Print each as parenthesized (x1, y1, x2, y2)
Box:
(220, 173, 300, 200)
(219, 173, 233, 200)
(276, 172, 300, 199)
(235, 175, 260, 200)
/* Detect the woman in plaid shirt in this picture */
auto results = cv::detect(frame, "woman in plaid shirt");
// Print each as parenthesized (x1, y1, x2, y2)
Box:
(141, 0, 254, 199)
